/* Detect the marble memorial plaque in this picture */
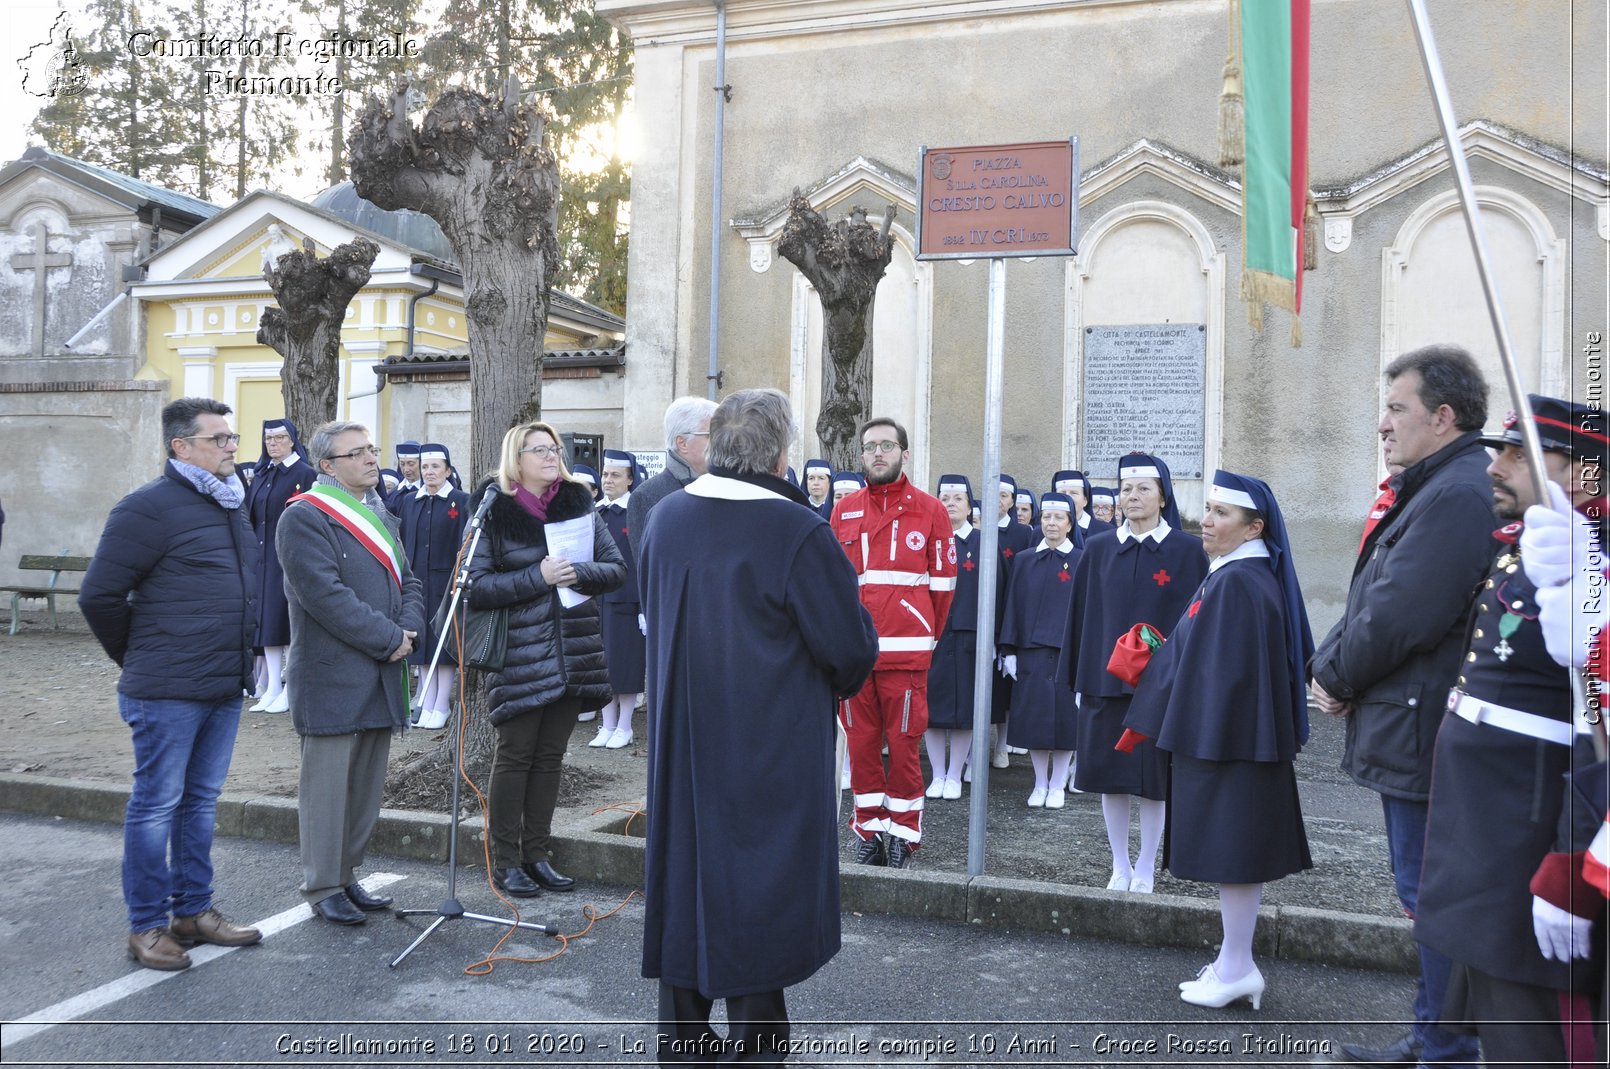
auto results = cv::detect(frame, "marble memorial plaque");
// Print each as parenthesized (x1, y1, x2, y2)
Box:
(1081, 324, 1205, 479)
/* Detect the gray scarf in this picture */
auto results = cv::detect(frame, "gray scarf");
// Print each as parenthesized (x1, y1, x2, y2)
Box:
(169, 459, 245, 510)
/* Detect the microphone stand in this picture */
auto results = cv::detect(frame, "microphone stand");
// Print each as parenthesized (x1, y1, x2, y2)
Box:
(391, 489, 559, 967)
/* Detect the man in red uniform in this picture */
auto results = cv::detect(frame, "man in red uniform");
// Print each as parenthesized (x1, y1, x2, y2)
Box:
(832, 417, 956, 868)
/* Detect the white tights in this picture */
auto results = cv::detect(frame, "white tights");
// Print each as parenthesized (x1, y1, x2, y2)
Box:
(1100, 793, 1166, 881)
(923, 729, 973, 783)
(261, 646, 287, 701)
(601, 693, 639, 733)
(418, 665, 458, 715)
(1029, 750, 1074, 789)
(1214, 883, 1263, 982)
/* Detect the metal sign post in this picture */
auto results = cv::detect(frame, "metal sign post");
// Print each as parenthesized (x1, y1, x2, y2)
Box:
(917, 139, 1080, 876)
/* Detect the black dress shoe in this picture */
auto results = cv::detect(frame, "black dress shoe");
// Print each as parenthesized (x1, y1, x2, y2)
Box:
(492, 866, 541, 898)
(344, 883, 393, 911)
(313, 892, 367, 925)
(1338, 1032, 1421, 1066)
(523, 860, 575, 892)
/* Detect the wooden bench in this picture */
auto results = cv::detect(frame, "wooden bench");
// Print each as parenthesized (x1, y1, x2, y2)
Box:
(4, 553, 91, 635)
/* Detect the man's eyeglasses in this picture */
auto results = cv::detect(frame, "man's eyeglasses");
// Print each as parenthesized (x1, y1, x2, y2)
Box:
(861, 441, 901, 455)
(329, 446, 381, 461)
(181, 433, 241, 448)
(520, 445, 562, 458)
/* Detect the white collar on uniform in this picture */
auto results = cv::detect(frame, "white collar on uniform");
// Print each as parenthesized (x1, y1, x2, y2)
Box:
(1077, 512, 1090, 528)
(955, 522, 974, 541)
(685, 472, 790, 503)
(1115, 518, 1172, 544)
(1035, 537, 1075, 555)
(276, 454, 300, 469)
(415, 482, 454, 500)
(1208, 536, 1271, 573)
(601, 490, 631, 510)
(997, 513, 1013, 528)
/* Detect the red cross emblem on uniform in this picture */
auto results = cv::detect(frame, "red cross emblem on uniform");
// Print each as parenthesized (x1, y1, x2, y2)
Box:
(1057, 567, 1070, 583)
(1003, 548, 1015, 559)
(448, 505, 459, 519)
(1187, 599, 1201, 618)
(1152, 569, 1171, 586)
(622, 527, 628, 536)
(962, 558, 975, 572)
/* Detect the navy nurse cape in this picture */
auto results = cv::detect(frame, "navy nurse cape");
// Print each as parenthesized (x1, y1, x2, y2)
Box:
(598, 497, 645, 692)
(399, 487, 470, 666)
(1000, 540, 1082, 750)
(1057, 524, 1208, 698)
(638, 471, 878, 998)
(928, 526, 1006, 730)
(244, 455, 318, 647)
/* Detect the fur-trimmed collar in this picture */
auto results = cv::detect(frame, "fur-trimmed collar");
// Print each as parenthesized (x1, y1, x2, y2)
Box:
(477, 477, 597, 543)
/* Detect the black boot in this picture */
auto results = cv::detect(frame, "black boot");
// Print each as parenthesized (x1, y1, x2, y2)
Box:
(854, 833, 887, 866)
(522, 860, 576, 892)
(492, 866, 541, 898)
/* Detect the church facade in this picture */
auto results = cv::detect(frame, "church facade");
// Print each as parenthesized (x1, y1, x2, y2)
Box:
(600, 0, 1608, 621)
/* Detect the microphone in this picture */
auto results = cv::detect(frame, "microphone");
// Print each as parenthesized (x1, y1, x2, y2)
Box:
(470, 485, 498, 527)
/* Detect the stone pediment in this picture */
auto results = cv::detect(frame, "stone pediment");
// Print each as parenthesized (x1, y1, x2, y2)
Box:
(730, 156, 918, 272)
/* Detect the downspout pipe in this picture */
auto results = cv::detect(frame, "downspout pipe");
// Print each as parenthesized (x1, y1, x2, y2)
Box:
(373, 262, 445, 396)
(705, 0, 728, 400)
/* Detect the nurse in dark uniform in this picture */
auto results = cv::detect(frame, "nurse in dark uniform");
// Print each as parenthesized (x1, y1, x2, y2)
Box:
(1060, 453, 1207, 894)
(244, 418, 316, 713)
(924, 475, 1004, 801)
(400, 442, 470, 729)
(999, 493, 1081, 808)
(1014, 487, 1039, 535)
(1125, 471, 1313, 1010)
(593, 449, 644, 750)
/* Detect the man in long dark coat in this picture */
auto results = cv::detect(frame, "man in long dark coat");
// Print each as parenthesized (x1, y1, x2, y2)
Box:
(638, 388, 878, 1065)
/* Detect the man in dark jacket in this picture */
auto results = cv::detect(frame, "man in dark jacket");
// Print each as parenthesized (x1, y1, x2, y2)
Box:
(1310, 344, 1495, 1069)
(80, 397, 264, 971)
(639, 388, 878, 1064)
(278, 421, 425, 926)
(627, 396, 717, 575)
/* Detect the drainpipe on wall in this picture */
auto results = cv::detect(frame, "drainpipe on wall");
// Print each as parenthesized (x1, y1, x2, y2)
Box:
(373, 263, 444, 398)
(706, 0, 729, 401)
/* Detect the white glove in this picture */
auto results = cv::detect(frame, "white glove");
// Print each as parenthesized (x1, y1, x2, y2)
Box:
(1520, 482, 1589, 589)
(1000, 654, 1018, 680)
(638, 613, 647, 636)
(1532, 895, 1594, 961)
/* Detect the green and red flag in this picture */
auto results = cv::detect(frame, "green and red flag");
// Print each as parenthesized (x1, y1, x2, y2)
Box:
(1238, 0, 1310, 337)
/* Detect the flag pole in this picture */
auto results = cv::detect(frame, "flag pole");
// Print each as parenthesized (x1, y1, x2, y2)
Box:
(1405, 0, 1603, 753)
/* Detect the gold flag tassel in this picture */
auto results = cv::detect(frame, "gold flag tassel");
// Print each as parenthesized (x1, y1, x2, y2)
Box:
(1218, 0, 1244, 168)
(1303, 193, 1320, 271)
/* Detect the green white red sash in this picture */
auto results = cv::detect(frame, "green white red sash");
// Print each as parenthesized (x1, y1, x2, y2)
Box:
(288, 483, 404, 589)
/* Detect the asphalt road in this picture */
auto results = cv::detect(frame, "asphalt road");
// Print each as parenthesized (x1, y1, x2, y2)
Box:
(0, 814, 1418, 1068)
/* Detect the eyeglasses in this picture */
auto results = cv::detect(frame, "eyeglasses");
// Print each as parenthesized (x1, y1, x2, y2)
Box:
(263, 433, 292, 443)
(861, 441, 901, 455)
(520, 445, 562, 458)
(181, 433, 241, 448)
(328, 446, 381, 460)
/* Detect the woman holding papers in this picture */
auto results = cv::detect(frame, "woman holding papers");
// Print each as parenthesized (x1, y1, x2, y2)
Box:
(468, 421, 624, 898)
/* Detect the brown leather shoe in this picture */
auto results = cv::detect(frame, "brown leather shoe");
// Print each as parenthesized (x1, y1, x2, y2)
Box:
(170, 907, 262, 947)
(127, 928, 191, 971)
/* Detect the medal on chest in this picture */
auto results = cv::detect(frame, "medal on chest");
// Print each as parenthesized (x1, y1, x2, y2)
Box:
(1492, 576, 1536, 663)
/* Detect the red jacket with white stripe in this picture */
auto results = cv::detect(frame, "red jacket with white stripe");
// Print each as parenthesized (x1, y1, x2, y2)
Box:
(831, 474, 956, 671)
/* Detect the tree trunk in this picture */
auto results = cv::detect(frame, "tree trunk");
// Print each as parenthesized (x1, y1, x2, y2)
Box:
(349, 78, 561, 783)
(777, 193, 897, 471)
(257, 237, 379, 433)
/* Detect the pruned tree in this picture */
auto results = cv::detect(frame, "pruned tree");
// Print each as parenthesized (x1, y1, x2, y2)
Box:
(257, 237, 380, 432)
(348, 76, 561, 485)
(778, 195, 897, 471)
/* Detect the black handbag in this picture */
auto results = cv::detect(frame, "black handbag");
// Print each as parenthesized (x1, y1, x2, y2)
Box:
(431, 530, 508, 672)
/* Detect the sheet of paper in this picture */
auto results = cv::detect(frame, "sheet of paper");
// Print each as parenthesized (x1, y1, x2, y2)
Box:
(545, 515, 595, 608)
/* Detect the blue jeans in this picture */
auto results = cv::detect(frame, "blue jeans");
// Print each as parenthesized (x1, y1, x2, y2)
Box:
(1380, 794, 1480, 1068)
(119, 695, 242, 932)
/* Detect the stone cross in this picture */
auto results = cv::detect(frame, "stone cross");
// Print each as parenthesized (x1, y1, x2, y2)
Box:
(10, 222, 73, 357)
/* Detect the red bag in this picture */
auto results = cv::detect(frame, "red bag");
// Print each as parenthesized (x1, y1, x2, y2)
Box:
(1106, 622, 1164, 687)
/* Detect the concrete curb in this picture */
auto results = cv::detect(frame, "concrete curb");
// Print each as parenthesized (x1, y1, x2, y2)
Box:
(0, 772, 1415, 974)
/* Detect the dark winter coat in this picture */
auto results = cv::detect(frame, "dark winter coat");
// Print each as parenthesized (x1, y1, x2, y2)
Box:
(466, 478, 626, 726)
(1309, 431, 1497, 800)
(244, 455, 317, 647)
(277, 478, 426, 736)
(638, 470, 878, 997)
(80, 462, 258, 701)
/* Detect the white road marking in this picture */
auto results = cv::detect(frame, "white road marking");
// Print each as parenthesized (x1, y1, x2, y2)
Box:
(1, 873, 406, 1047)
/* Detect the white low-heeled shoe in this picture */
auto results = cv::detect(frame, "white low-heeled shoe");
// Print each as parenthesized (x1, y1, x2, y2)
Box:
(248, 694, 271, 712)
(1179, 964, 1264, 1010)
(1129, 876, 1154, 894)
(1044, 788, 1065, 809)
(941, 779, 962, 800)
(990, 751, 1010, 769)
(1106, 872, 1131, 891)
(925, 780, 944, 799)
(605, 727, 633, 749)
(587, 726, 613, 748)
(416, 707, 450, 730)
(1026, 786, 1047, 807)
(1180, 964, 1215, 990)
(261, 691, 289, 714)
